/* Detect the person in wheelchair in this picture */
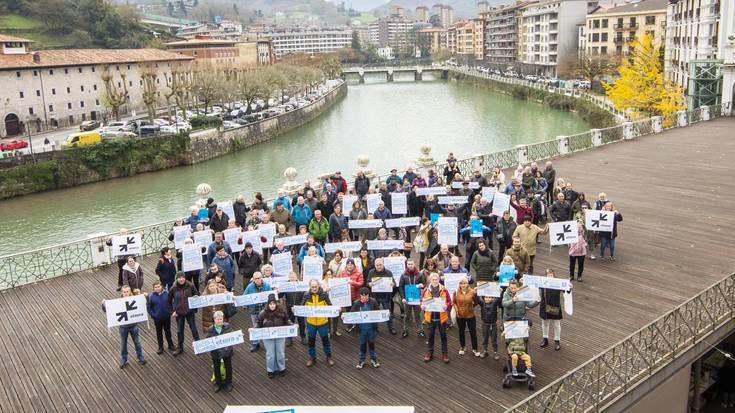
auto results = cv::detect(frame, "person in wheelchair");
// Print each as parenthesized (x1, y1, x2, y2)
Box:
(507, 337, 535, 377)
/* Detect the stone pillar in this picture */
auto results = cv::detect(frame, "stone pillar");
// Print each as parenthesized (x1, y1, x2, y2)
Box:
(677, 110, 688, 127)
(387, 69, 394, 82)
(591, 129, 602, 146)
(358, 69, 365, 84)
(472, 153, 484, 171)
(651, 116, 663, 133)
(415, 69, 422, 81)
(516, 145, 528, 165)
(700, 105, 711, 121)
(281, 167, 300, 196)
(353, 154, 376, 179)
(623, 122, 634, 139)
(195, 183, 212, 209)
(557, 136, 569, 154)
(415, 144, 438, 175)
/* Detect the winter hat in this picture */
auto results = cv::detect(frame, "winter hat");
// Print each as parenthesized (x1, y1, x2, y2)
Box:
(176, 271, 186, 279)
(244, 242, 253, 249)
(346, 258, 355, 265)
(267, 294, 277, 304)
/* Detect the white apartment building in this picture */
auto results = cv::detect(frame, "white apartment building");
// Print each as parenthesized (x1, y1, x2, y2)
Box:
(368, 17, 415, 53)
(719, 0, 735, 111)
(519, 0, 598, 77)
(265, 29, 352, 58)
(664, 0, 721, 107)
(0, 35, 193, 138)
(483, 1, 536, 69)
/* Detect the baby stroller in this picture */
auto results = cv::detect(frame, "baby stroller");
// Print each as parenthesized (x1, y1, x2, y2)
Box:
(501, 318, 535, 390)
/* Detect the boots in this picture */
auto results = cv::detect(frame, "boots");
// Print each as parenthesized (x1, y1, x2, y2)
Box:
(555, 340, 561, 351)
(540, 338, 549, 348)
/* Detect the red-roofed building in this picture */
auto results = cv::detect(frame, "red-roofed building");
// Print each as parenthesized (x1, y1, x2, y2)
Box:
(0, 35, 193, 137)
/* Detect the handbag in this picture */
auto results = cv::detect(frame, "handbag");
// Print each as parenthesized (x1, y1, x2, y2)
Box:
(544, 290, 560, 316)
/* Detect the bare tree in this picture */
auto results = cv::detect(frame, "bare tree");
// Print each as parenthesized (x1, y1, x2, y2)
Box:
(100, 66, 129, 121)
(165, 63, 193, 120)
(192, 63, 224, 115)
(573, 52, 618, 87)
(140, 64, 159, 121)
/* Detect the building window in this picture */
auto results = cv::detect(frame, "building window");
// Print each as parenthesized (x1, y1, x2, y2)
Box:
(36, 90, 41, 97)
(68, 115, 73, 124)
(29, 107, 34, 115)
(630, 17, 636, 27)
(127, 64, 131, 70)
(80, 85, 84, 92)
(592, 33, 599, 42)
(67, 103, 72, 109)
(49, 104, 54, 112)
(66, 87, 70, 93)
(52, 88, 56, 95)
(93, 84, 97, 91)
(16, 71, 20, 78)
(601, 46, 607, 54)
(80, 101, 85, 108)
(19, 91, 24, 98)
(601, 33, 608, 42)
(117, 82, 121, 88)
(593, 20, 600, 29)
(95, 99, 100, 105)
(91, 67, 95, 72)
(49, 69, 54, 75)
(602, 19, 608, 29)
(78, 67, 82, 73)
(116, 65, 119, 71)
(129, 81, 132, 87)
(64, 68, 68, 74)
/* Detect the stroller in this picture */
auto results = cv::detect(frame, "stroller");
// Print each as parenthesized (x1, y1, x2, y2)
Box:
(501, 318, 536, 390)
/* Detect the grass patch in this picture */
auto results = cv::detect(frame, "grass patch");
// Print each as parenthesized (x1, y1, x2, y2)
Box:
(0, 14, 43, 30)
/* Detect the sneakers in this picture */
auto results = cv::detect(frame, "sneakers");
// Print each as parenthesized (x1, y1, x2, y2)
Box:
(493, 351, 500, 361)
(138, 359, 146, 366)
(214, 386, 222, 393)
(326, 356, 335, 367)
(442, 354, 450, 363)
(306, 358, 316, 367)
(609, 256, 616, 261)
(157, 348, 164, 355)
(401, 331, 408, 338)
(526, 368, 536, 377)
(512, 368, 519, 376)
(356, 361, 365, 369)
(577, 276, 583, 282)
(371, 359, 380, 368)
(424, 352, 433, 362)
(569, 275, 575, 281)
(267, 371, 276, 378)
(418, 330, 425, 338)
(174, 349, 184, 356)
(458, 347, 466, 356)
(479, 351, 488, 359)
(590, 255, 596, 260)
(555, 340, 561, 351)
(335, 330, 343, 337)
(540, 338, 549, 348)
(119, 361, 128, 369)
(250, 343, 259, 352)
(389, 327, 397, 335)
(473, 350, 481, 357)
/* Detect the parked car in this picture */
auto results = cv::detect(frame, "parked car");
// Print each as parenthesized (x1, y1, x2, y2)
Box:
(100, 120, 135, 134)
(79, 120, 101, 131)
(63, 131, 101, 148)
(0, 139, 29, 151)
(222, 120, 240, 129)
(138, 125, 160, 136)
(102, 130, 137, 139)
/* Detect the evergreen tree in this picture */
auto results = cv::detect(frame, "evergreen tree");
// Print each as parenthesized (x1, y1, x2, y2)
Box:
(351, 30, 360, 51)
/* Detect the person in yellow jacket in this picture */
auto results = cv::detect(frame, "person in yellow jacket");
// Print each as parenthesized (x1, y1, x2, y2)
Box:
(512, 215, 548, 274)
(301, 279, 335, 367)
(420, 273, 453, 363)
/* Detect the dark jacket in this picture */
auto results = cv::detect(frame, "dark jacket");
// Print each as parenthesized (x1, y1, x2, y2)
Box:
(539, 287, 563, 320)
(328, 213, 348, 241)
(367, 268, 394, 300)
(543, 167, 556, 190)
(209, 212, 230, 233)
(205, 201, 217, 222)
(168, 280, 199, 315)
(238, 251, 262, 278)
(257, 309, 292, 328)
(233, 201, 250, 227)
(147, 290, 172, 321)
(475, 295, 501, 324)
(155, 256, 177, 287)
(407, 191, 425, 218)
(206, 322, 234, 359)
(355, 176, 371, 198)
(495, 217, 517, 247)
(549, 200, 571, 222)
(349, 297, 380, 331)
(470, 249, 498, 282)
(398, 269, 425, 299)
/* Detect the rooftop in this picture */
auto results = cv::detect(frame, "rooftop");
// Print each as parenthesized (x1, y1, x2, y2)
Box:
(0, 48, 193, 70)
(0, 34, 33, 43)
(592, 0, 668, 14)
(165, 38, 239, 47)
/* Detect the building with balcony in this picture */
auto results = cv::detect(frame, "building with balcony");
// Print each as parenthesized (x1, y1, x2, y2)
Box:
(585, 0, 667, 57)
(416, 6, 429, 22)
(430, 4, 455, 28)
(483, 1, 537, 69)
(0, 34, 193, 137)
(473, 18, 486, 61)
(263, 28, 353, 58)
(519, 0, 599, 77)
(417, 27, 449, 55)
(368, 16, 416, 55)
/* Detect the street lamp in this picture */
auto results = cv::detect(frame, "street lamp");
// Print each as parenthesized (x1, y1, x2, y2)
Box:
(25, 116, 34, 158)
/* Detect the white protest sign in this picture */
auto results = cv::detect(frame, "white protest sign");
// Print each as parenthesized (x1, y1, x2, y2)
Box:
(223, 228, 244, 253)
(182, 243, 204, 272)
(193, 330, 244, 355)
(515, 286, 540, 302)
(172, 225, 191, 249)
(192, 230, 213, 250)
(342, 310, 390, 324)
(492, 193, 511, 216)
(564, 291, 574, 316)
(367, 239, 404, 251)
(523, 275, 570, 291)
(366, 193, 381, 213)
(218, 201, 235, 221)
(104, 294, 148, 328)
(241, 230, 262, 254)
(476, 282, 502, 297)
(383, 256, 406, 284)
(385, 217, 420, 228)
(437, 217, 458, 246)
(292, 305, 342, 318)
(324, 241, 362, 253)
(249, 325, 299, 341)
(371, 277, 393, 293)
(585, 210, 614, 233)
(271, 252, 293, 276)
(234, 291, 272, 307)
(443, 273, 467, 294)
(416, 187, 447, 196)
(349, 219, 384, 229)
(111, 234, 142, 257)
(503, 320, 529, 339)
(328, 278, 352, 307)
(280, 234, 308, 247)
(437, 196, 469, 205)
(391, 192, 407, 215)
(423, 297, 446, 312)
(342, 195, 358, 217)
(188, 292, 234, 309)
(481, 186, 496, 202)
(258, 223, 277, 248)
(451, 181, 480, 189)
(272, 280, 309, 293)
(302, 256, 324, 282)
(549, 220, 578, 246)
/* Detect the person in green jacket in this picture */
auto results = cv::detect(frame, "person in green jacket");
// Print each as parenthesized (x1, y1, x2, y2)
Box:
(507, 337, 535, 377)
(308, 210, 330, 245)
(502, 278, 538, 321)
(470, 239, 498, 282)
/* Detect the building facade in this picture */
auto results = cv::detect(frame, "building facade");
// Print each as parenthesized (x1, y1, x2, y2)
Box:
(368, 16, 415, 55)
(264, 28, 352, 58)
(719, 0, 735, 111)
(164, 38, 239, 64)
(417, 27, 449, 55)
(0, 35, 193, 137)
(519, 0, 598, 77)
(585, 0, 667, 56)
(483, 1, 535, 69)
(416, 6, 429, 23)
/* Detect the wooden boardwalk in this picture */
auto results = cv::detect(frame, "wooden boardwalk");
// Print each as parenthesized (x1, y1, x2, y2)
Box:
(1, 118, 734, 413)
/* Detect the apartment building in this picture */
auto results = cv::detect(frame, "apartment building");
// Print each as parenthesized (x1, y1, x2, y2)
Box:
(473, 18, 486, 61)
(0, 35, 193, 137)
(585, 0, 667, 56)
(368, 16, 415, 54)
(416, 6, 430, 23)
(430, 4, 455, 28)
(483, 1, 537, 69)
(519, 0, 599, 77)
(417, 27, 449, 55)
(265, 28, 352, 58)
(720, 0, 735, 111)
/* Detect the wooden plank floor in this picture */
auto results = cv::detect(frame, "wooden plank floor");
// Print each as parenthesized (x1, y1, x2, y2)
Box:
(1, 118, 734, 413)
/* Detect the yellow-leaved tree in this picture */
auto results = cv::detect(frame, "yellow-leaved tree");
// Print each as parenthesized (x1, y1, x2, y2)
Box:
(604, 34, 686, 119)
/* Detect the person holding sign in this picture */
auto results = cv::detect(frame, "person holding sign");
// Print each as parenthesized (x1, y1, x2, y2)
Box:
(169, 272, 200, 356)
(504, 237, 530, 276)
(212, 246, 236, 292)
(200, 280, 230, 332)
(539, 269, 572, 351)
(568, 222, 587, 281)
(308, 210, 330, 246)
(420, 273, 453, 363)
(475, 293, 501, 360)
(302, 279, 335, 367)
(257, 294, 293, 378)
(341, 258, 364, 304)
(598, 202, 623, 261)
(121, 256, 144, 292)
(147, 281, 176, 355)
(155, 247, 177, 290)
(367, 258, 397, 335)
(495, 211, 517, 261)
(512, 216, 548, 275)
(282, 271, 307, 346)
(238, 242, 262, 291)
(502, 278, 538, 322)
(102, 285, 146, 368)
(453, 277, 480, 357)
(399, 259, 425, 338)
(206, 311, 236, 392)
(328, 204, 349, 243)
(244, 272, 273, 352)
(349, 287, 381, 369)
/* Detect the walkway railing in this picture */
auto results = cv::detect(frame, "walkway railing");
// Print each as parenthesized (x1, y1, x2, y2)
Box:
(507, 272, 735, 413)
(0, 102, 730, 290)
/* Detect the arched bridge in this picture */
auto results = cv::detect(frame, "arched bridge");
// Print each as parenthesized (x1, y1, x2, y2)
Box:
(342, 65, 448, 82)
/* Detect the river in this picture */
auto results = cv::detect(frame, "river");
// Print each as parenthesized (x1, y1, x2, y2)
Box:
(1, 78, 591, 255)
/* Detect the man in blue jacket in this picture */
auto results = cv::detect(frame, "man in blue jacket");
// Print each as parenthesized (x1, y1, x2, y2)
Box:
(291, 196, 313, 230)
(243, 271, 272, 352)
(211, 245, 236, 291)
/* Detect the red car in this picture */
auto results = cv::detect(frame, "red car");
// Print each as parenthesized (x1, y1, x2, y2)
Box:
(0, 140, 29, 151)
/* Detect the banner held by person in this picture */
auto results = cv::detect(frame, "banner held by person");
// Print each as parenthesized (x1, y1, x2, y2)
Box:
(105, 294, 148, 328)
(405, 284, 421, 305)
(515, 286, 540, 302)
(292, 306, 342, 318)
(437, 196, 470, 205)
(181, 243, 204, 272)
(503, 320, 529, 339)
(302, 256, 324, 283)
(342, 195, 358, 216)
(280, 234, 308, 247)
(223, 228, 244, 253)
(172, 226, 191, 249)
(342, 310, 391, 324)
(218, 201, 236, 222)
(385, 217, 420, 228)
(234, 291, 272, 307)
(585, 210, 614, 233)
(476, 282, 502, 297)
(248, 325, 299, 341)
(366, 193, 381, 213)
(491, 193, 510, 216)
(469, 219, 483, 238)
(348, 219, 384, 229)
(423, 297, 446, 313)
(273, 280, 310, 293)
(193, 330, 245, 355)
(241, 230, 262, 254)
(271, 253, 293, 276)
(452, 181, 480, 189)
(188, 292, 235, 309)
(437, 217, 458, 246)
(371, 277, 393, 293)
(443, 273, 466, 294)
(383, 256, 406, 284)
(111, 234, 142, 257)
(482, 186, 496, 202)
(258, 222, 277, 248)
(523, 275, 571, 291)
(391, 192, 408, 215)
(549, 221, 579, 246)
(367, 240, 404, 251)
(192, 230, 213, 249)
(328, 278, 352, 307)
(416, 187, 447, 196)
(324, 241, 362, 253)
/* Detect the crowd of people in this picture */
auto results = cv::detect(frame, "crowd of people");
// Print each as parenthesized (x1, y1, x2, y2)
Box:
(103, 157, 623, 393)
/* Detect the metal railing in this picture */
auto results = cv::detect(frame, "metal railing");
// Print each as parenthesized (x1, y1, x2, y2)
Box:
(0, 102, 729, 290)
(507, 272, 735, 413)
